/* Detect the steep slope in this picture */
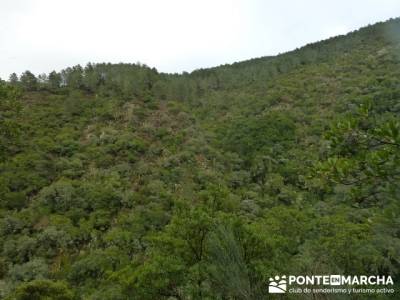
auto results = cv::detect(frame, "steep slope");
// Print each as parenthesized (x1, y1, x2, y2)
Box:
(0, 18, 399, 299)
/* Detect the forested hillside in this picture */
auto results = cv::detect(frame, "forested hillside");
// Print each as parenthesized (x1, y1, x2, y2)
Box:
(0, 18, 399, 299)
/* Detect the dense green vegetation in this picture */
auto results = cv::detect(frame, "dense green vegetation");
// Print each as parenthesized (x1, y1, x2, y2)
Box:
(1, 18, 399, 299)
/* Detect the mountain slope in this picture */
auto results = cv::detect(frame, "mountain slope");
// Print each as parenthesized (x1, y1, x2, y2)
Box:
(0, 18, 399, 299)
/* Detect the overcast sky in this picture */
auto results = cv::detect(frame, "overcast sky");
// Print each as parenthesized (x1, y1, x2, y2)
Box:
(1, 0, 399, 79)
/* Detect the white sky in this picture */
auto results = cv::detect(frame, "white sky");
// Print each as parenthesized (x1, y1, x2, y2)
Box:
(0, 0, 399, 79)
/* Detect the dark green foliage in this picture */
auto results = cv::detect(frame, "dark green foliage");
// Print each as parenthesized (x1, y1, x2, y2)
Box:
(1, 18, 400, 299)
(316, 100, 400, 206)
(206, 224, 252, 299)
(9, 73, 19, 85)
(0, 83, 21, 162)
(219, 111, 296, 159)
(48, 71, 62, 90)
(8, 280, 73, 300)
(19, 71, 38, 91)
